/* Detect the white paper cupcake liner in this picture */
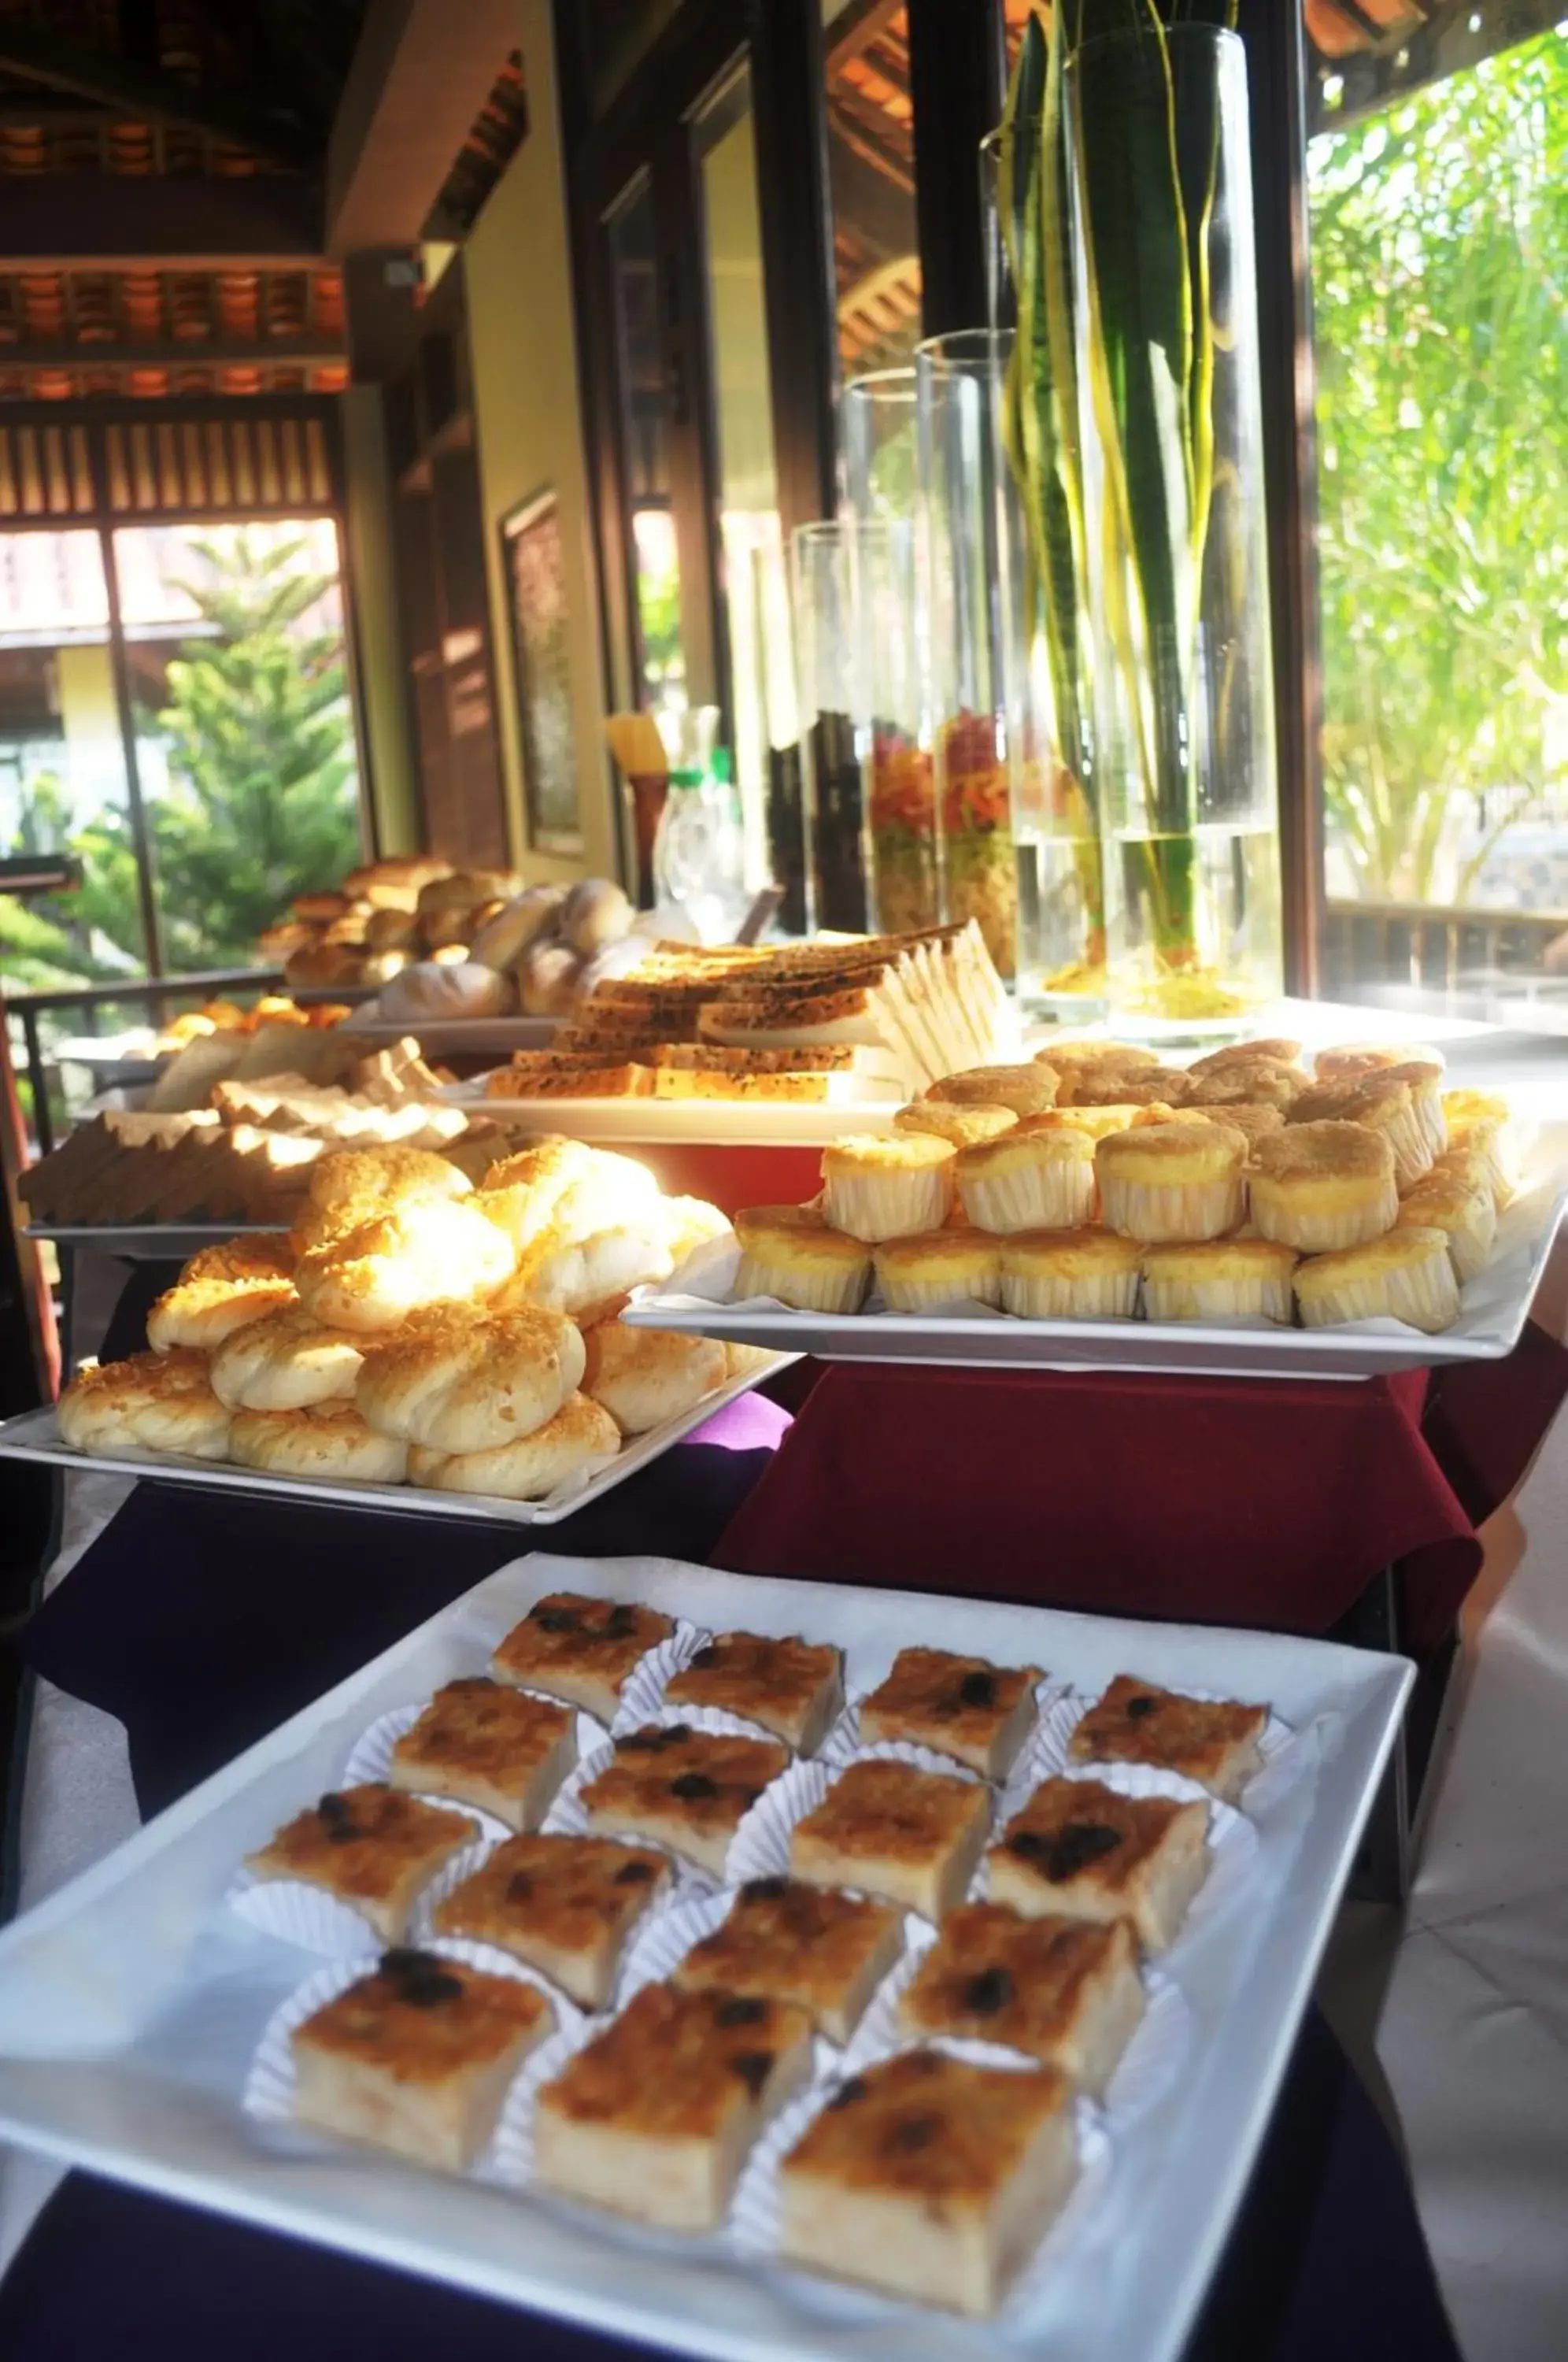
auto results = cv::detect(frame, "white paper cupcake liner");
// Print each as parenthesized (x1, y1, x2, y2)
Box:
(841, 1919, 1192, 2120)
(978, 1760, 1258, 1946)
(601, 1623, 713, 1734)
(343, 1697, 601, 1834)
(726, 1746, 995, 1919)
(227, 1810, 496, 1959)
(243, 1936, 582, 2183)
(612, 1883, 735, 2008)
(823, 1677, 1067, 1790)
(730, 2067, 1111, 2325)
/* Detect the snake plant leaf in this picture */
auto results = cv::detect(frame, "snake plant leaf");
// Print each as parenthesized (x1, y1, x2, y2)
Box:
(1071, 20, 1200, 838)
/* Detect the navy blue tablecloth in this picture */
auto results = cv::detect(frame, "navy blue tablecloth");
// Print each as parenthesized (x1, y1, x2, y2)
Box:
(2, 1261, 1461, 2362)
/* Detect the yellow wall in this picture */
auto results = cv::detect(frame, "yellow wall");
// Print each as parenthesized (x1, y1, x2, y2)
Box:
(340, 384, 420, 853)
(465, 0, 615, 884)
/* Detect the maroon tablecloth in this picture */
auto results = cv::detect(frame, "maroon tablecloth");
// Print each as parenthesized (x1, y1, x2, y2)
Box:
(716, 1322, 1568, 1653)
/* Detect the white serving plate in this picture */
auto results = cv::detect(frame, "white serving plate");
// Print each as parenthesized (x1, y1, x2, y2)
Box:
(0, 1549, 1410, 2362)
(342, 1016, 562, 1057)
(442, 1083, 901, 1146)
(0, 1359, 789, 1527)
(626, 1124, 1568, 1382)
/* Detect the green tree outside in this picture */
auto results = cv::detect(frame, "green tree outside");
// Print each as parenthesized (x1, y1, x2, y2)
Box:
(1310, 29, 1568, 905)
(1, 528, 361, 989)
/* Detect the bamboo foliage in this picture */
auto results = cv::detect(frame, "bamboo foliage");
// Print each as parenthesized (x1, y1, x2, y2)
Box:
(1000, 0, 1241, 970)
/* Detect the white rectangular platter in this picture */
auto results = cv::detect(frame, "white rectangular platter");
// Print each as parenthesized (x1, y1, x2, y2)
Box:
(442, 1082, 900, 1146)
(0, 1549, 1410, 2362)
(627, 1124, 1568, 1383)
(0, 1360, 788, 1528)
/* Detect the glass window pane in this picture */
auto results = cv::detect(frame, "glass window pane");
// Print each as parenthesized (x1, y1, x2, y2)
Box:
(112, 519, 362, 973)
(0, 529, 146, 989)
(823, 1, 922, 377)
(697, 67, 788, 895)
(1307, 8, 1568, 1008)
(608, 176, 688, 714)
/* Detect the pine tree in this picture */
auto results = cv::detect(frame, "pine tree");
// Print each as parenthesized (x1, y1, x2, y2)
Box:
(146, 529, 361, 968)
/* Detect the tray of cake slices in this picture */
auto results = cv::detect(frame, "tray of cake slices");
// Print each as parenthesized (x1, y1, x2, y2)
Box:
(627, 1029, 1568, 1380)
(445, 921, 1018, 1133)
(2, 1138, 786, 1523)
(0, 1550, 1410, 2362)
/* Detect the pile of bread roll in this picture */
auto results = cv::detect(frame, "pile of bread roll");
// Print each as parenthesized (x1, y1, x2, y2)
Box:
(57, 1138, 756, 1501)
(723, 1036, 1529, 1335)
(257, 855, 642, 1023)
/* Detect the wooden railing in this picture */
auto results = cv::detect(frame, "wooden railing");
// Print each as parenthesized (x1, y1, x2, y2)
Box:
(1322, 898, 1568, 1000)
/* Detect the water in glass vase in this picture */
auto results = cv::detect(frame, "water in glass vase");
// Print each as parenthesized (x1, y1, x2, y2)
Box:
(1015, 831, 1108, 1014)
(1106, 822, 1282, 1041)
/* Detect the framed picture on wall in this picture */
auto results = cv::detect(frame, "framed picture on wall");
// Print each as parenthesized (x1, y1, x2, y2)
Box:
(500, 486, 583, 853)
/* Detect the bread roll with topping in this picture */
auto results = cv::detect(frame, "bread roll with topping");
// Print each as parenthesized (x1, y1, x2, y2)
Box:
(408, 1393, 621, 1498)
(294, 1146, 472, 1252)
(376, 960, 514, 1023)
(228, 1401, 408, 1482)
(146, 1263, 298, 1353)
(295, 1197, 516, 1334)
(209, 1305, 366, 1411)
(582, 1321, 727, 1435)
(356, 1303, 586, 1450)
(58, 1349, 230, 1460)
(179, 1235, 295, 1287)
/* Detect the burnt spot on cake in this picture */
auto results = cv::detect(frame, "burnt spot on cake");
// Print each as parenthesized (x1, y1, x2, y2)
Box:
(961, 1966, 1012, 2015)
(958, 1670, 997, 1711)
(669, 1772, 718, 1801)
(379, 1949, 464, 2008)
(884, 2112, 941, 2153)
(613, 1858, 656, 1885)
(602, 1605, 638, 1640)
(688, 1643, 721, 1670)
(1124, 1694, 1159, 1721)
(740, 1875, 788, 1903)
(532, 1606, 582, 1635)
(505, 1871, 534, 1903)
(1009, 1820, 1124, 1881)
(715, 1995, 768, 2027)
(827, 2075, 868, 2110)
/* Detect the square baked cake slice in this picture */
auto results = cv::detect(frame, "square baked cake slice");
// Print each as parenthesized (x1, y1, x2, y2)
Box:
(490, 1593, 674, 1725)
(857, 1646, 1042, 1780)
(291, 1947, 553, 2171)
(789, 1759, 992, 1921)
(1067, 1675, 1267, 1804)
(246, 1784, 478, 1942)
(580, 1725, 788, 1877)
(388, 1678, 577, 1832)
(987, 1776, 1208, 1953)
(663, 1631, 845, 1754)
(897, 1904, 1145, 2094)
(432, 1832, 671, 2009)
(673, 1874, 903, 2044)
(532, 1980, 813, 2231)
(778, 2048, 1077, 2316)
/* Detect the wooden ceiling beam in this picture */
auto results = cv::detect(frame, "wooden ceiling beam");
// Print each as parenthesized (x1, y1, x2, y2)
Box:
(325, 0, 520, 254)
(0, 333, 345, 371)
(0, 23, 314, 167)
(0, 173, 323, 266)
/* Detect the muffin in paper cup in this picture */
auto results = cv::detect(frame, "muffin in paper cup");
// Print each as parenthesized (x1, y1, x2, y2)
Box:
(1295, 1225, 1461, 1334)
(243, 1935, 582, 2186)
(871, 1231, 1001, 1313)
(732, 1206, 871, 1313)
(1394, 1172, 1496, 1284)
(953, 1126, 1096, 1235)
(998, 1229, 1143, 1322)
(1096, 1121, 1247, 1244)
(1141, 1239, 1297, 1326)
(819, 1136, 955, 1244)
(1248, 1121, 1398, 1254)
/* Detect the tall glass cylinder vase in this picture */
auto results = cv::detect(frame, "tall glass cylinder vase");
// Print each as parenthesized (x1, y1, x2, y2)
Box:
(983, 128, 1105, 1013)
(1067, 24, 1283, 1035)
(842, 370, 940, 936)
(752, 541, 809, 935)
(789, 520, 871, 935)
(917, 329, 1016, 979)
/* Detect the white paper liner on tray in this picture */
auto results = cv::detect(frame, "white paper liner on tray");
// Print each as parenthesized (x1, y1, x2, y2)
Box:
(729, 2064, 1111, 2325)
(226, 1812, 497, 1960)
(1001, 1684, 1299, 1821)
(840, 1916, 1193, 2124)
(243, 1937, 588, 2186)
(822, 1678, 1071, 1786)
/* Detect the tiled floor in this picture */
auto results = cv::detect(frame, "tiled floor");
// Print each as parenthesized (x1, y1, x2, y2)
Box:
(4, 1438, 1567, 2355)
